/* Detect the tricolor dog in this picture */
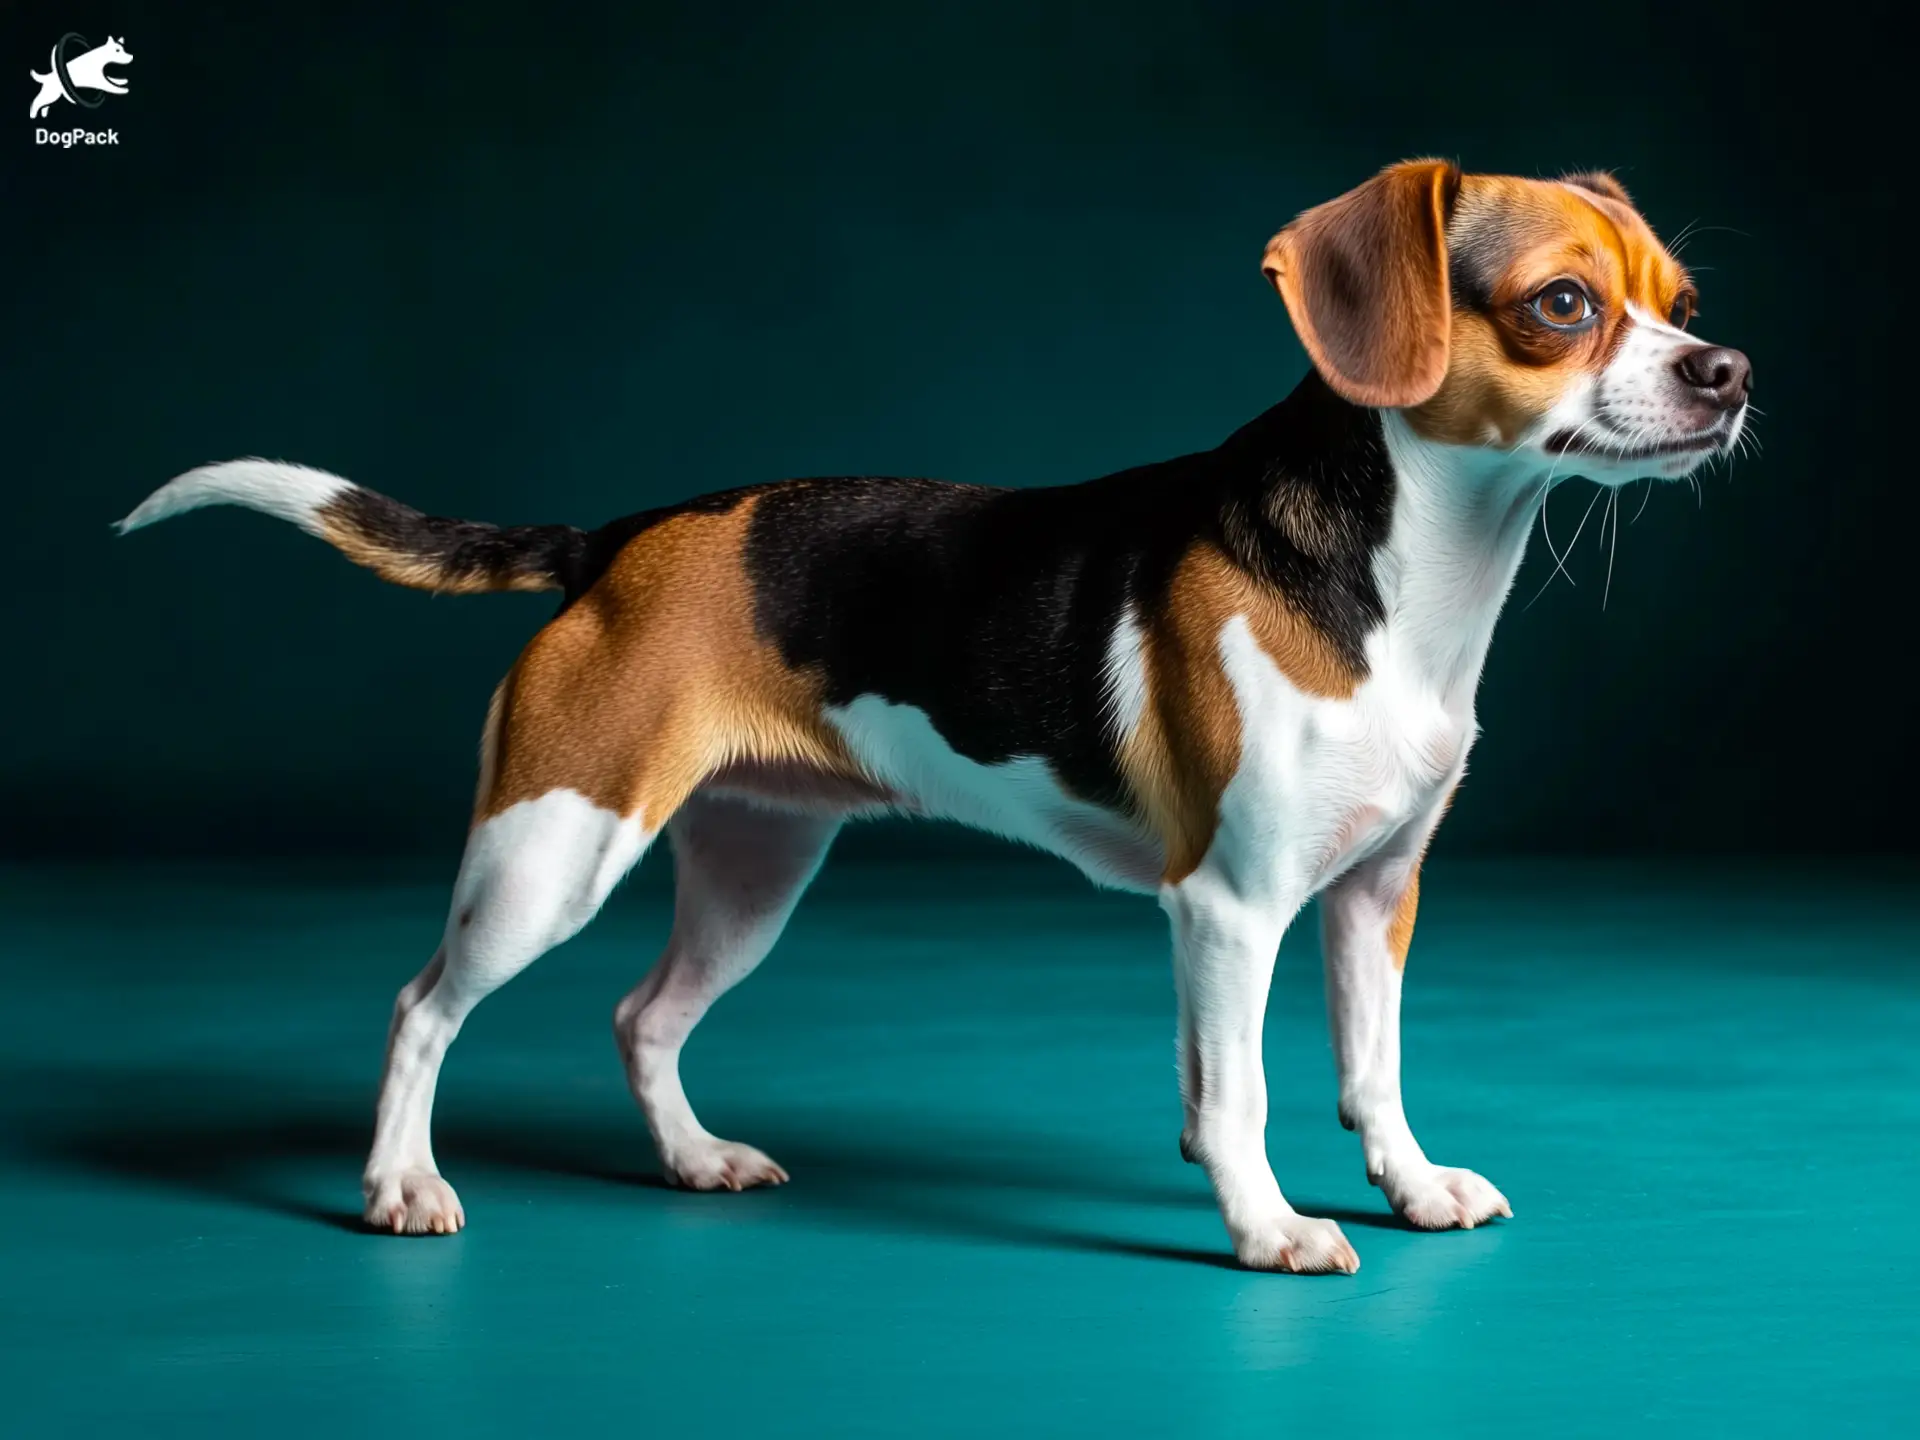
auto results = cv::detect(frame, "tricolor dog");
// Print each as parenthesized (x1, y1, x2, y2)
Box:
(120, 162, 1750, 1272)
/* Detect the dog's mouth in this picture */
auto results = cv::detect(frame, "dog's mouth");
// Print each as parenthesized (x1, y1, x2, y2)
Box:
(1544, 414, 1739, 462)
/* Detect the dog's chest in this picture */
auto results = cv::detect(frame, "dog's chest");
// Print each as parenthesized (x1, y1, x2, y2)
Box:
(1215, 617, 1469, 892)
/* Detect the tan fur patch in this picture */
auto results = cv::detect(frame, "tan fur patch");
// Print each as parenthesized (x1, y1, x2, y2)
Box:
(1406, 175, 1693, 448)
(1389, 784, 1458, 970)
(1387, 867, 1420, 971)
(1118, 543, 1361, 883)
(1268, 483, 1343, 560)
(477, 497, 861, 825)
(1411, 309, 1577, 447)
(472, 680, 507, 823)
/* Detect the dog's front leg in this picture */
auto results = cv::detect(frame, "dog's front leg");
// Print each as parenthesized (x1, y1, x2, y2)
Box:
(1321, 844, 1511, 1231)
(1165, 867, 1359, 1274)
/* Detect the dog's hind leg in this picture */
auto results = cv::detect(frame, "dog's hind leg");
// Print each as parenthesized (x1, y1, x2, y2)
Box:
(614, 791, 839, 1190)
(361, 497, 856, 1227)
(363, 789, 655, 1234)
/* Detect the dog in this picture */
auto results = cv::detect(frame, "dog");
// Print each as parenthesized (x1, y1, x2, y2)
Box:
(29, 35, 131, 119)
(119, 161, 1750, 1272)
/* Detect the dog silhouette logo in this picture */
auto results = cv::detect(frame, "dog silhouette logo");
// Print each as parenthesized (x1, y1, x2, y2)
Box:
(29, 33, 132, 119)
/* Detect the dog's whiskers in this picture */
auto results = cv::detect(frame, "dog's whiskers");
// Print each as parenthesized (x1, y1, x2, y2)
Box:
(1629, 476, 1656, 525)
(1526, 416, 1617, 607)
(1527, 477, 1608, 609)
(1601, 486, 1621, 611)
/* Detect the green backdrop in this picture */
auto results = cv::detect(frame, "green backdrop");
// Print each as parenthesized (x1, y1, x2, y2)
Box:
(4, 0, 1901, 859)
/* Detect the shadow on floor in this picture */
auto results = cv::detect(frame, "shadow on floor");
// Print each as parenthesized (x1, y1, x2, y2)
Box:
(4, 1059, 1412, 1265)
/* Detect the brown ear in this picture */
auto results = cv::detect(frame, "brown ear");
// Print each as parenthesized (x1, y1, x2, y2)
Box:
(1261, 159, 1460, 409)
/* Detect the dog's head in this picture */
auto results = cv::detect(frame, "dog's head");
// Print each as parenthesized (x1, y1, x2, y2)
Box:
(100, 36, 132, 65)
(1263, 161, 1749, 482)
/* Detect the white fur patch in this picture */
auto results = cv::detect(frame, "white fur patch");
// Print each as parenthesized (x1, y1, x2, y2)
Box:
(1209, 616, 1468, 903)
(447, 790, 652, 976)
(1101, 606, 1150, 743)
(825, 691, 1163, 891)
(363, 787, 652, 1233)
(115, 458, 354, 537)
(1515, 306, 1748, 487)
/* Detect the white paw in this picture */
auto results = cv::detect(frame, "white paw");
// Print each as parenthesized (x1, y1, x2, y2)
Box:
(1231, 1211, 1360, 1274)
(662, 1138, 789, 1192)
(1382, 1164, 1511, 1230)
(364, 1169, 466, 1236)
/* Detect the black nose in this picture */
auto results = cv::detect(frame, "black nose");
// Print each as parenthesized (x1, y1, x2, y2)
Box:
(1674, 345, 1752, 410)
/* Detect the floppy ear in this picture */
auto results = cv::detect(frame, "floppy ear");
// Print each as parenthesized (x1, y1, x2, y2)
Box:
(1261, 159, 1460, 409)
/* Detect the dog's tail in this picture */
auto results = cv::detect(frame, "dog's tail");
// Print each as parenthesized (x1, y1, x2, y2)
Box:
(115, 459, 586, 596)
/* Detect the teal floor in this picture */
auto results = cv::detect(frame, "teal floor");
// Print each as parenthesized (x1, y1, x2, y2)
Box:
(3, 854, 1916, 1435)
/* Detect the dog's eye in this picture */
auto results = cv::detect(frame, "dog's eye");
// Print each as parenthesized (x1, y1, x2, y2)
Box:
(1668, 295, 1695, 329)
(1530, 282, 1596, 330)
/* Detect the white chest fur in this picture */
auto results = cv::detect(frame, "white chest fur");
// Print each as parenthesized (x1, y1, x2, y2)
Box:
(1212, 617, 1472, 903)
(1199, 420, 1545, 902)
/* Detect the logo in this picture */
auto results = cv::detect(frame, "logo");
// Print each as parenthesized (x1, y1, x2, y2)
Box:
(29, 33, 130, 145)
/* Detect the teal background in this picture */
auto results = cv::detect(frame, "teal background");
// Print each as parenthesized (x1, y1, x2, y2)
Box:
(2, 0, 1908, 858)
(4, 3, 1916, 1436)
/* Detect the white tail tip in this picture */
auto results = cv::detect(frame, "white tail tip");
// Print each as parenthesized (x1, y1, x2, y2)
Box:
(116, 458, 355, 537)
